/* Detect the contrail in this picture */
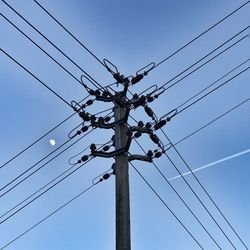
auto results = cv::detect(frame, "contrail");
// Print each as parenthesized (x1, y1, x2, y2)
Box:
(168, 148, 250, 181)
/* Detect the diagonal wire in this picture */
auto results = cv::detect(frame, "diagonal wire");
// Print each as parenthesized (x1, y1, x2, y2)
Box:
(0, 179, 102, 250)
(154, 33, 249, 97)
(0, 128, 95, 197)
(160, 129, 247, 249)
(147, 1, 250, 72)
(0, 13, 84, 88)
(134, 136, 237, 248)
(129, 147, 222, 248)
(2, 0, 103, 90)
(33, 0, 108, 70)
(130, 162, 204, 249)
(1, 48, 71, 107)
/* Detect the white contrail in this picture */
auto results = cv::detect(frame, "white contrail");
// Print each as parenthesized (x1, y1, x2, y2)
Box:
(168, 148, 250, 181)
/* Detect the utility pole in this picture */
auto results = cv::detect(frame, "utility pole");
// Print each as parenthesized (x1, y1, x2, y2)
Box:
(74, 62, 165, 250)
(114, 98, 131, 250)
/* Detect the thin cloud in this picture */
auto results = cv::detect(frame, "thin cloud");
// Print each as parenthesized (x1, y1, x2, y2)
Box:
(168, 148, 250, 181)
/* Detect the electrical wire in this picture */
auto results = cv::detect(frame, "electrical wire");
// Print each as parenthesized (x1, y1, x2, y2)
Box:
(176, 66, 249, 115)
(151, 33, 248, 98)
(175, 59, 249, 111)
(133, 137, 237, 249)
(0, 128, 95, 198)
(2, 0, 103, 90)
(160, 130, 247, 249)
(147, 1, 250, 73)
(130, 162, 204, 249)
(0, 179, 102, 250)
(1, 48, 71, 107)
(0, 13, 85, 88)
(129, 144, 222, 248)
(0, 84, 115, 171)
(0, 142, 108, 225)
(171, 97, 250, 148)
(33, 0, 107, 70)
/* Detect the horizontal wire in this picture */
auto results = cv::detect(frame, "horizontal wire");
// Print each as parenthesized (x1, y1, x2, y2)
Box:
(2, 0, 103, 90)
(130, 162, 204, 249)
(33, 0, 107, 69)
(0, 180, 100, 250)
(148, 1, 250, 72)
(0, 48, 71, 107)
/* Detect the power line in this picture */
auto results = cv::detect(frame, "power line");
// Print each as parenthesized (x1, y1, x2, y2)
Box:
(147, 1, 250, 72)
(0, 156, 95, 225)
(2, 0, 103, 90)
(130, 162, 204, 250)
(33, 0, 108, 70)
(172, 97, 250, 148)
(160, 130, 246, 249)
(153, 33, 248, 98)
(175, 59, 249, 111)
(0, 128, 95, 198)
(130, 112, 236, 247)
(130, 141, 222, 248)
(1, 48, 72, 107)
(0, 179, 101, 250)
(177, 66, 249, 115)
(0, 13, 84, 88)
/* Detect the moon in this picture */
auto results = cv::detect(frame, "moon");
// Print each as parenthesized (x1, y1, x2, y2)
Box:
(49, 139, 56, 146)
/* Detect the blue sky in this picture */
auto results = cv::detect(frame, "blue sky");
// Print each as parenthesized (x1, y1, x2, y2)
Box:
(0, 0, 249, 249)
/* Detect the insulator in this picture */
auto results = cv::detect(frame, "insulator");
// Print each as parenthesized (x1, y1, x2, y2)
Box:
(102, 90, 109, 97)
(150, 133, 160, 144)
(81, 155, 89, 162)
(86, 99, 94, 106)
(98, 117, 104, 123)
(147, 96, 154, 103)
(79, 112, 85, 119)
(113, 73, 124, 83)
(154, 152, 162, 158)
(138, 121, 144, 127)
(144, 105, 154, 117)
(154, 120, 167, 130)
(133, 93, 139, 99)
(145, 122, 151, 129)
(147, 150, 153, 157)
(134, 132, 142, 138)
(104, 116, 111, 122)
(90, 115, 96, 121)
(89, 89, 96, 96)
(131, 74, 143, 84)
(77, 160, 81, 164)
(81, 126, 88, 132)
(79, 112, 90, 121)
(103, 173, 111, 180)
(103, 145, 110, 151)
(94, 90, 101, 97)
(84, 114, 90, 121)
(133, 95, 146, 108)
(90, 143, 96, 151)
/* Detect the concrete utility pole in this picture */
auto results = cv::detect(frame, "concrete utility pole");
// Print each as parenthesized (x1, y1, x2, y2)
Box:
(114, 99, 131, 250)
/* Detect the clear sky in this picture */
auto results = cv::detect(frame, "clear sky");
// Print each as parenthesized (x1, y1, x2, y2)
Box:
(0, 0, 249, 249)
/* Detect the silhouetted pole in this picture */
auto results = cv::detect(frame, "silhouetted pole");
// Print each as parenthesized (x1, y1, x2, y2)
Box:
(114, 99, 131, 250)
